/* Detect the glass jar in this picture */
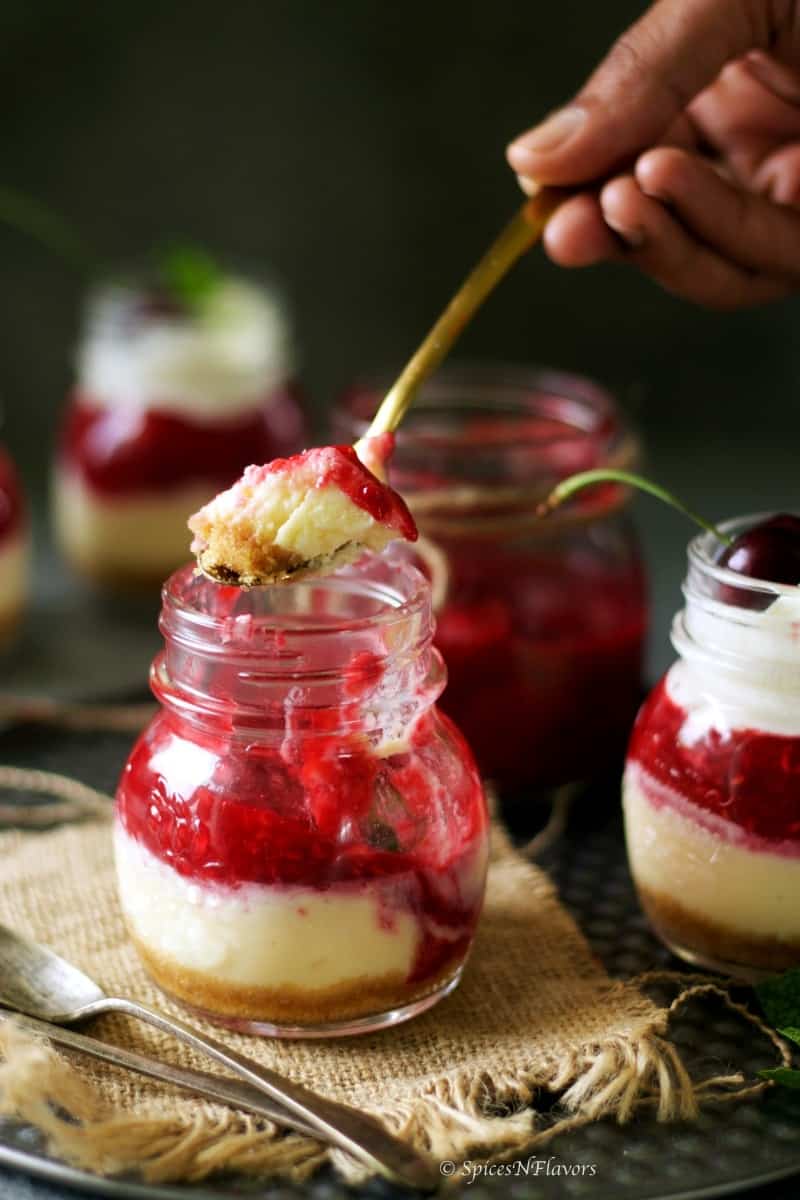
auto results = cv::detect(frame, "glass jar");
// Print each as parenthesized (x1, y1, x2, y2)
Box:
(0, 442, 29, 649)
(54, 275, 307, 589)
(114, 552, 489, 1037)
(335, 365, 647, 793)
(624, 516, 800, 978)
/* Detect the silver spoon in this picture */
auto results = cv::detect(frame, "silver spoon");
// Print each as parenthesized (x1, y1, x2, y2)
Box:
(0, 923, 437, 1191)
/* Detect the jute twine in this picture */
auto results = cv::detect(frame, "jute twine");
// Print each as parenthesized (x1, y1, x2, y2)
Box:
(0, 760, 791, 1188)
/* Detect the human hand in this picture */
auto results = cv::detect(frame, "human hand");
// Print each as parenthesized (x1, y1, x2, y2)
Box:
(507, 0, 800, 308)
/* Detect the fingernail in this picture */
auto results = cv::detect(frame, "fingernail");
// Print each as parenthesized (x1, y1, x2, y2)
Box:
(508, 106, 586, 162)
(515, 174, 540, 197)
(604, 216, 645, 249)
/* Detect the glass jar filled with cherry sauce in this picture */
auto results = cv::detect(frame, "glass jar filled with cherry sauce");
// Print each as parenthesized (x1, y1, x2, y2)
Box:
(335, 365, 647, 795)
(114, 551, 489, 1037)
(625, 515, 800, 979)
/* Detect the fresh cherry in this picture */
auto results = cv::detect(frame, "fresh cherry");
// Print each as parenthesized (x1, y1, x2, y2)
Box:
(538, 470, 800, 603)
(718, 514, 800, 586)
(714, 513, 800, 610)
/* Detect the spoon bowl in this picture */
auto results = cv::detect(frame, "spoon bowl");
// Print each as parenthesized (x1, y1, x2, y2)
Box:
(0, 924, 106, 1022)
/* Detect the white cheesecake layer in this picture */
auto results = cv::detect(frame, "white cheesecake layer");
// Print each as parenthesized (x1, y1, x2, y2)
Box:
(79, 279, 292, 420)
(114, 827, 420, 989)
(189, 456, 398, 567)
(54, 470, 213, 580)
(0, 534, 28, 628)
(623, 762, 800, 941)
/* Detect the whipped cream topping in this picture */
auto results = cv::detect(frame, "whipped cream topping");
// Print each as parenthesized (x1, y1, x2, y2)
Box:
(77, 278, 293, 421)
(668, 589, 800, 738)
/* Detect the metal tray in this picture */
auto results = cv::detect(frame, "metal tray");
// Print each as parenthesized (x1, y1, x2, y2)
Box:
(0, 729, 799, 1200)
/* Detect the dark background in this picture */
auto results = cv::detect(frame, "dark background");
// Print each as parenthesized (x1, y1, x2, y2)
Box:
(1, 0, 799, 674)
(1, 9, 800, 1198)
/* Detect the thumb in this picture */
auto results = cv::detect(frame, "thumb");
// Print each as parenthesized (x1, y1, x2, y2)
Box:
(507, 0, 775, 184)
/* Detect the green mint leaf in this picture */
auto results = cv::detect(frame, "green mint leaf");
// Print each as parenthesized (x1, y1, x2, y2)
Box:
(759, 1067, 800, 1089)
(755, 969, 800, 1030)
(777, 1026, 800, 1049)
(157, 243, 222, 313)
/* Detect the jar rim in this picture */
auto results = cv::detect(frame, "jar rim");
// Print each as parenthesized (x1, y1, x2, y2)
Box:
(687, 512, 800, 601)
(337, 362, 625, 452)
(161, 553, 431, 645)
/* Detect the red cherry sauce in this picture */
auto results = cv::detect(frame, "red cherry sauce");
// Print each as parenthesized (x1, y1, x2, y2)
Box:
(0, 446, 26, 546)
(629, 676, 800, 848)
(237, 442, 418, 542)
(429, 545, 646, 790)
(58, 384, 307, 497)
(116, 662, 486, 986)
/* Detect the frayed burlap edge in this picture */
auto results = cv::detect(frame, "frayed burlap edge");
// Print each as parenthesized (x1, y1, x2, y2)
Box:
(0, 980, 791, 1187)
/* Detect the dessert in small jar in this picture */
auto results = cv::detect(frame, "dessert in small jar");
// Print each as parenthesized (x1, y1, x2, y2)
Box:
(54, 267, 306, 588)
(0, 442, 29, 648)
(624, 515, 800, 977)
(114, 552, 489, 1036)
(335, 366, 647, 793)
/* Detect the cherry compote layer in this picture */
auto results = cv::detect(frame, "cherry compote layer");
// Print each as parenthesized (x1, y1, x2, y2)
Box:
(60, 385, 306, 497)
(629, 677, 800, 846)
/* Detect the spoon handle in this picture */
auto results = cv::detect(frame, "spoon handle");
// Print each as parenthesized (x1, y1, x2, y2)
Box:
(358, 186, 566, 449)
(102, 996, 436, 1191)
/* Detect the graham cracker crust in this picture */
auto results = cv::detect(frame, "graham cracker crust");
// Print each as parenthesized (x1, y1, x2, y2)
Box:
(637, 883, 800, 973)
(129, 929, 462, 1024)
(196, 519, 306, 587)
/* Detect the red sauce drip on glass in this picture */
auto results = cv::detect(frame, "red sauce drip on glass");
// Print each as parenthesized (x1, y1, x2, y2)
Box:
(58, 386, 307, 496)
(0, 446, 25, 543)
(318, 444, 417, 540)
(628, 676, 800, 842)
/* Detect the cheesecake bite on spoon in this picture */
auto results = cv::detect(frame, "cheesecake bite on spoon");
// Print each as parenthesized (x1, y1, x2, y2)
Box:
(188, 435, 417, 586)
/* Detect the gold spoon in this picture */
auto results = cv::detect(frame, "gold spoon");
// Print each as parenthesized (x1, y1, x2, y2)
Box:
(192, 188, 566, 586)
(355, 186, 566, 455)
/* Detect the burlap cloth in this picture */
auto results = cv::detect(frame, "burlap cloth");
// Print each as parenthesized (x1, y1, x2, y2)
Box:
(0, 813, 786, 1188)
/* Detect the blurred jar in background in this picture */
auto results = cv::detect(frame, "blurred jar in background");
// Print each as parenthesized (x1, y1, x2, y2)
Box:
(0, 440, 29, 648)
(335, 366, 647, 795)
(53, 271, 307, 589)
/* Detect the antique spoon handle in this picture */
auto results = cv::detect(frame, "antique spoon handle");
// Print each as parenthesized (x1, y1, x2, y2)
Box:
(99, 996, 437, 1190)
(359, 187, 565, 449)
(0, 1008, 317, 1138)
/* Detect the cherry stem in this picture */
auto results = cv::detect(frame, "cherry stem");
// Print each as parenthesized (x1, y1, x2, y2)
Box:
(537, 468, 733, 545)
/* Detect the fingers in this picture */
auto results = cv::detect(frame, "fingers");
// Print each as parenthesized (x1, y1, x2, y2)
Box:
(598, 173, 788, 309)
(744, 49, 800, 106)
(507, 0, 776, 186)
(635, 145, 800, 276)
(754, 143, 800, 205)
(541, 166, 789, 309)
(541, 194, 620, 267)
